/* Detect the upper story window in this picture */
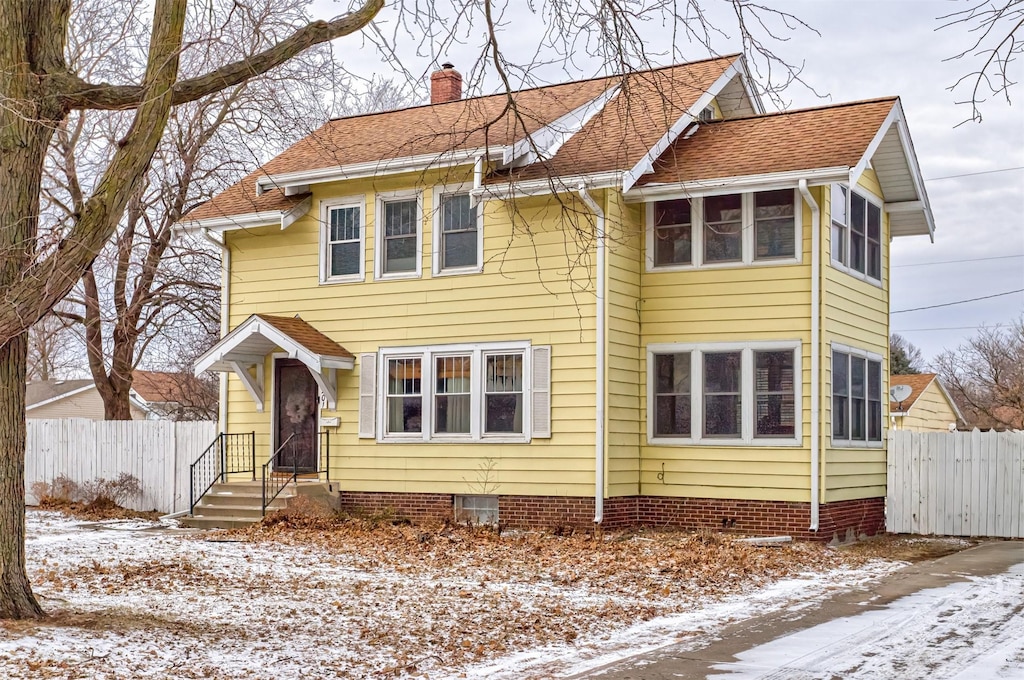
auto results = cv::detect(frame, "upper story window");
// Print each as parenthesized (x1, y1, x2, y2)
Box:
(831, 184, 882, 283)
(647, 189, 799, 271)
(648, 341, 801, 446)
(320, 198, 364, 284)
(832, 344, 883, 447)
(375, 191, 422, 279)
(433, 188, 482, 275)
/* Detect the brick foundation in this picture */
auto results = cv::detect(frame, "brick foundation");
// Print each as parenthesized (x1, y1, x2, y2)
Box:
(336, 490, 885, 542)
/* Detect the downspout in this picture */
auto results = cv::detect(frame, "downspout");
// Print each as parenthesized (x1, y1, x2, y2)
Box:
(202, 228, 230, 433)
(577, 185, 606, 525)
(798, 179, 820, 532)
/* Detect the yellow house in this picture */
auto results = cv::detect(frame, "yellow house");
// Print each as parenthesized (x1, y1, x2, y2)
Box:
(889, 373, 964, 432)
(181, 56, 936, 540)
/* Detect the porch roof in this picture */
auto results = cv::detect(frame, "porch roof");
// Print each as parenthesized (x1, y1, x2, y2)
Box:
(194, 314, 353, 412)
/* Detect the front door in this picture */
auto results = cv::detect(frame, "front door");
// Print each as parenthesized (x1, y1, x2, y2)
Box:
(274, 359, 318, 473)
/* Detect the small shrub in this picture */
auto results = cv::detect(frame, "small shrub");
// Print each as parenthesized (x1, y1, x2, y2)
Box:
(31, 473, 152, 520)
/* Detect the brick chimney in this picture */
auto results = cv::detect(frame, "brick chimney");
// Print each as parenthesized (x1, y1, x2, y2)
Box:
(430, 63, 462, 104)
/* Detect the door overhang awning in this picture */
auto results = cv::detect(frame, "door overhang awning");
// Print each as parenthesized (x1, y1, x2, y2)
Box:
(194, 314, 354, 412)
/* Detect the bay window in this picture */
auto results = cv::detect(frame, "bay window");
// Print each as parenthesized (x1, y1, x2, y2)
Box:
(832, 345, 884, 445)
(831, 184, 882, 282)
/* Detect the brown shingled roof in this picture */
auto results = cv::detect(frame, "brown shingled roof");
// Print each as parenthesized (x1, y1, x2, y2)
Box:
(889, 373, 938, 412)
(638, 97, 897, 185)
(186, 56, 739, 222)
(256, 315, 354, 359)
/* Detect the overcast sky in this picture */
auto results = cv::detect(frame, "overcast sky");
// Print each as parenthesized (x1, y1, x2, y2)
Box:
(316, 0, 1023, 364)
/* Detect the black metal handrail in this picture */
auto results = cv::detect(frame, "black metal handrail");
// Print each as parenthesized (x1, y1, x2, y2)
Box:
(189, 432, 256, 515)
(261, 430, 331, 516)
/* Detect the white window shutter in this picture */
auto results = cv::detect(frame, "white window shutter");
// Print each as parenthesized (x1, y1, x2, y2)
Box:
(358, 353, 377, 438)
(531, 345, 552, 438)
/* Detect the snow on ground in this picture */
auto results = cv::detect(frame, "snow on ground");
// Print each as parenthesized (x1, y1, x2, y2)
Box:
(0, 511, 904, 679)
(713, 562, 1024, 680)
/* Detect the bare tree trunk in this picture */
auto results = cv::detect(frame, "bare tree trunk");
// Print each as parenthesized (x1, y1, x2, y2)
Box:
(0, 336, 42, 619)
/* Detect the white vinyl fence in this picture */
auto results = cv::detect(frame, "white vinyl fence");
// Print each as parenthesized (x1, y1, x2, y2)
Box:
(26, 419, 217, 514)
(887, 429, 1024, 538)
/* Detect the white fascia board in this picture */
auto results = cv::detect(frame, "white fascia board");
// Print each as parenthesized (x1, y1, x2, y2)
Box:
(177, 211, 283, 234)
(622, 60, 742, 193)
(503, 85, 621, 168)
(934, 378, 967, 424)
(472, 172, 621, 201)
(623, 166, 850, 202)
(851, 99, 935, 242)
(734, 55, 765, 115)
(26, 384, 96, 411)
(256, 147, 506, 194)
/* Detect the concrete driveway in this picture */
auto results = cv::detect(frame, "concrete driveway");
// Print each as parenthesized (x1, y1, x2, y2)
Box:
(573, 540, 1024, 679)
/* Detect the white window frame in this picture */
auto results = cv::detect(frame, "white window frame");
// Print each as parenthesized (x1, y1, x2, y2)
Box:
(375, 189, 423, 280)
(319, 196, 365, 284)
(645, 188, 802, 272)
(647, 341, 802, 447)
(432, 183, 484, 276)
(829, 183, 884, 288)
(830, 342, 885, 449)
(377, 341, 532, 444)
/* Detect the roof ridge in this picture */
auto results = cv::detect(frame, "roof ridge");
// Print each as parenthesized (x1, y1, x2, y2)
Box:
(327, 54, 742, 123)
(704, 96, 899, 124)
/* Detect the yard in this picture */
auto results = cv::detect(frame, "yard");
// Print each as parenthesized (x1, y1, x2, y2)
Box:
(0, 509, 946, 679)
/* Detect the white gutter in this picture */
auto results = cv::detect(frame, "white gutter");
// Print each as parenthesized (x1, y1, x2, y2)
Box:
(256, 147, 506, 194)
(623, 167, 850, 202)
(474, 171, 621, 202)
(202, 228, 230, 433)
(798, 179, 820, 532)
(577, 185, 606, 525)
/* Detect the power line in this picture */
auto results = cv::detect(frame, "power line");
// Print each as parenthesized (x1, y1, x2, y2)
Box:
(892, 289, 1024, 314)
(925, 166, 1024, 181)
(894, 254, 1024, 268)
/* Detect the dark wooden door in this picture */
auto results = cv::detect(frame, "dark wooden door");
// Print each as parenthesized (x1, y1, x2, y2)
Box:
(274, 359, 318, 473)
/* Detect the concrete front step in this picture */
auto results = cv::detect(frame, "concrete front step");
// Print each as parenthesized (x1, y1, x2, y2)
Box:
(181, 480, 334, 530)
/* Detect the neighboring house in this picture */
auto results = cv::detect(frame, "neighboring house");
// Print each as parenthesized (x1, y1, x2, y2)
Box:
(26, 370, 215, 421)
(182, 55, 935, 540)
(889, 373, 964, 432)
(27, 379, 149, 420)
(132, 370, 219, 421)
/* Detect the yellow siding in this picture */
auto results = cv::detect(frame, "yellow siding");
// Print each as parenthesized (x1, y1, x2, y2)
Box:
(894, 382, 960, 432)
(225, 169, 599, 497)
(822, 170, 890, 503)
(636, 189, 816, 503)
(604, 192, 643, 496)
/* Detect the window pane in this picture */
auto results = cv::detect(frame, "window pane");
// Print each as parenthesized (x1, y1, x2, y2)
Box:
(831, 184, 847, 226)
(655, 199, 691, 227)
(704, 351, 741, 437)
(441, 194, 475, 232)
(435, 356, 471, 434)
(868, 360, 882, 441)
(654, 353, 690, 437)
(832, 352, 849, 439)
(850, 356, 866, 440)
(754, 350, 795, 437)
(330, 206, 360, 242)
(831, 222, 847, 264)
(850, 230, 865, 273)
(442, 230, 477, 269)
(867, 241, 881, 280)
(756, 218, 795, 259)
(485, 354, 523, 434)
(385, 235, 417, 273)
(387, 358, 421, 433)
(850, 194, 866, 235)
(704, 352, 741, 392)
(655, 225, 692, 266)
(851, 397, 866, 440)
(384, 199, 417, 236)
(705, 395, 741, 437)
(704, 194, 742, 263)
(330, 242, 360, 277)
(867, 203, 881, 241)
(851, 357, 865, 398)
